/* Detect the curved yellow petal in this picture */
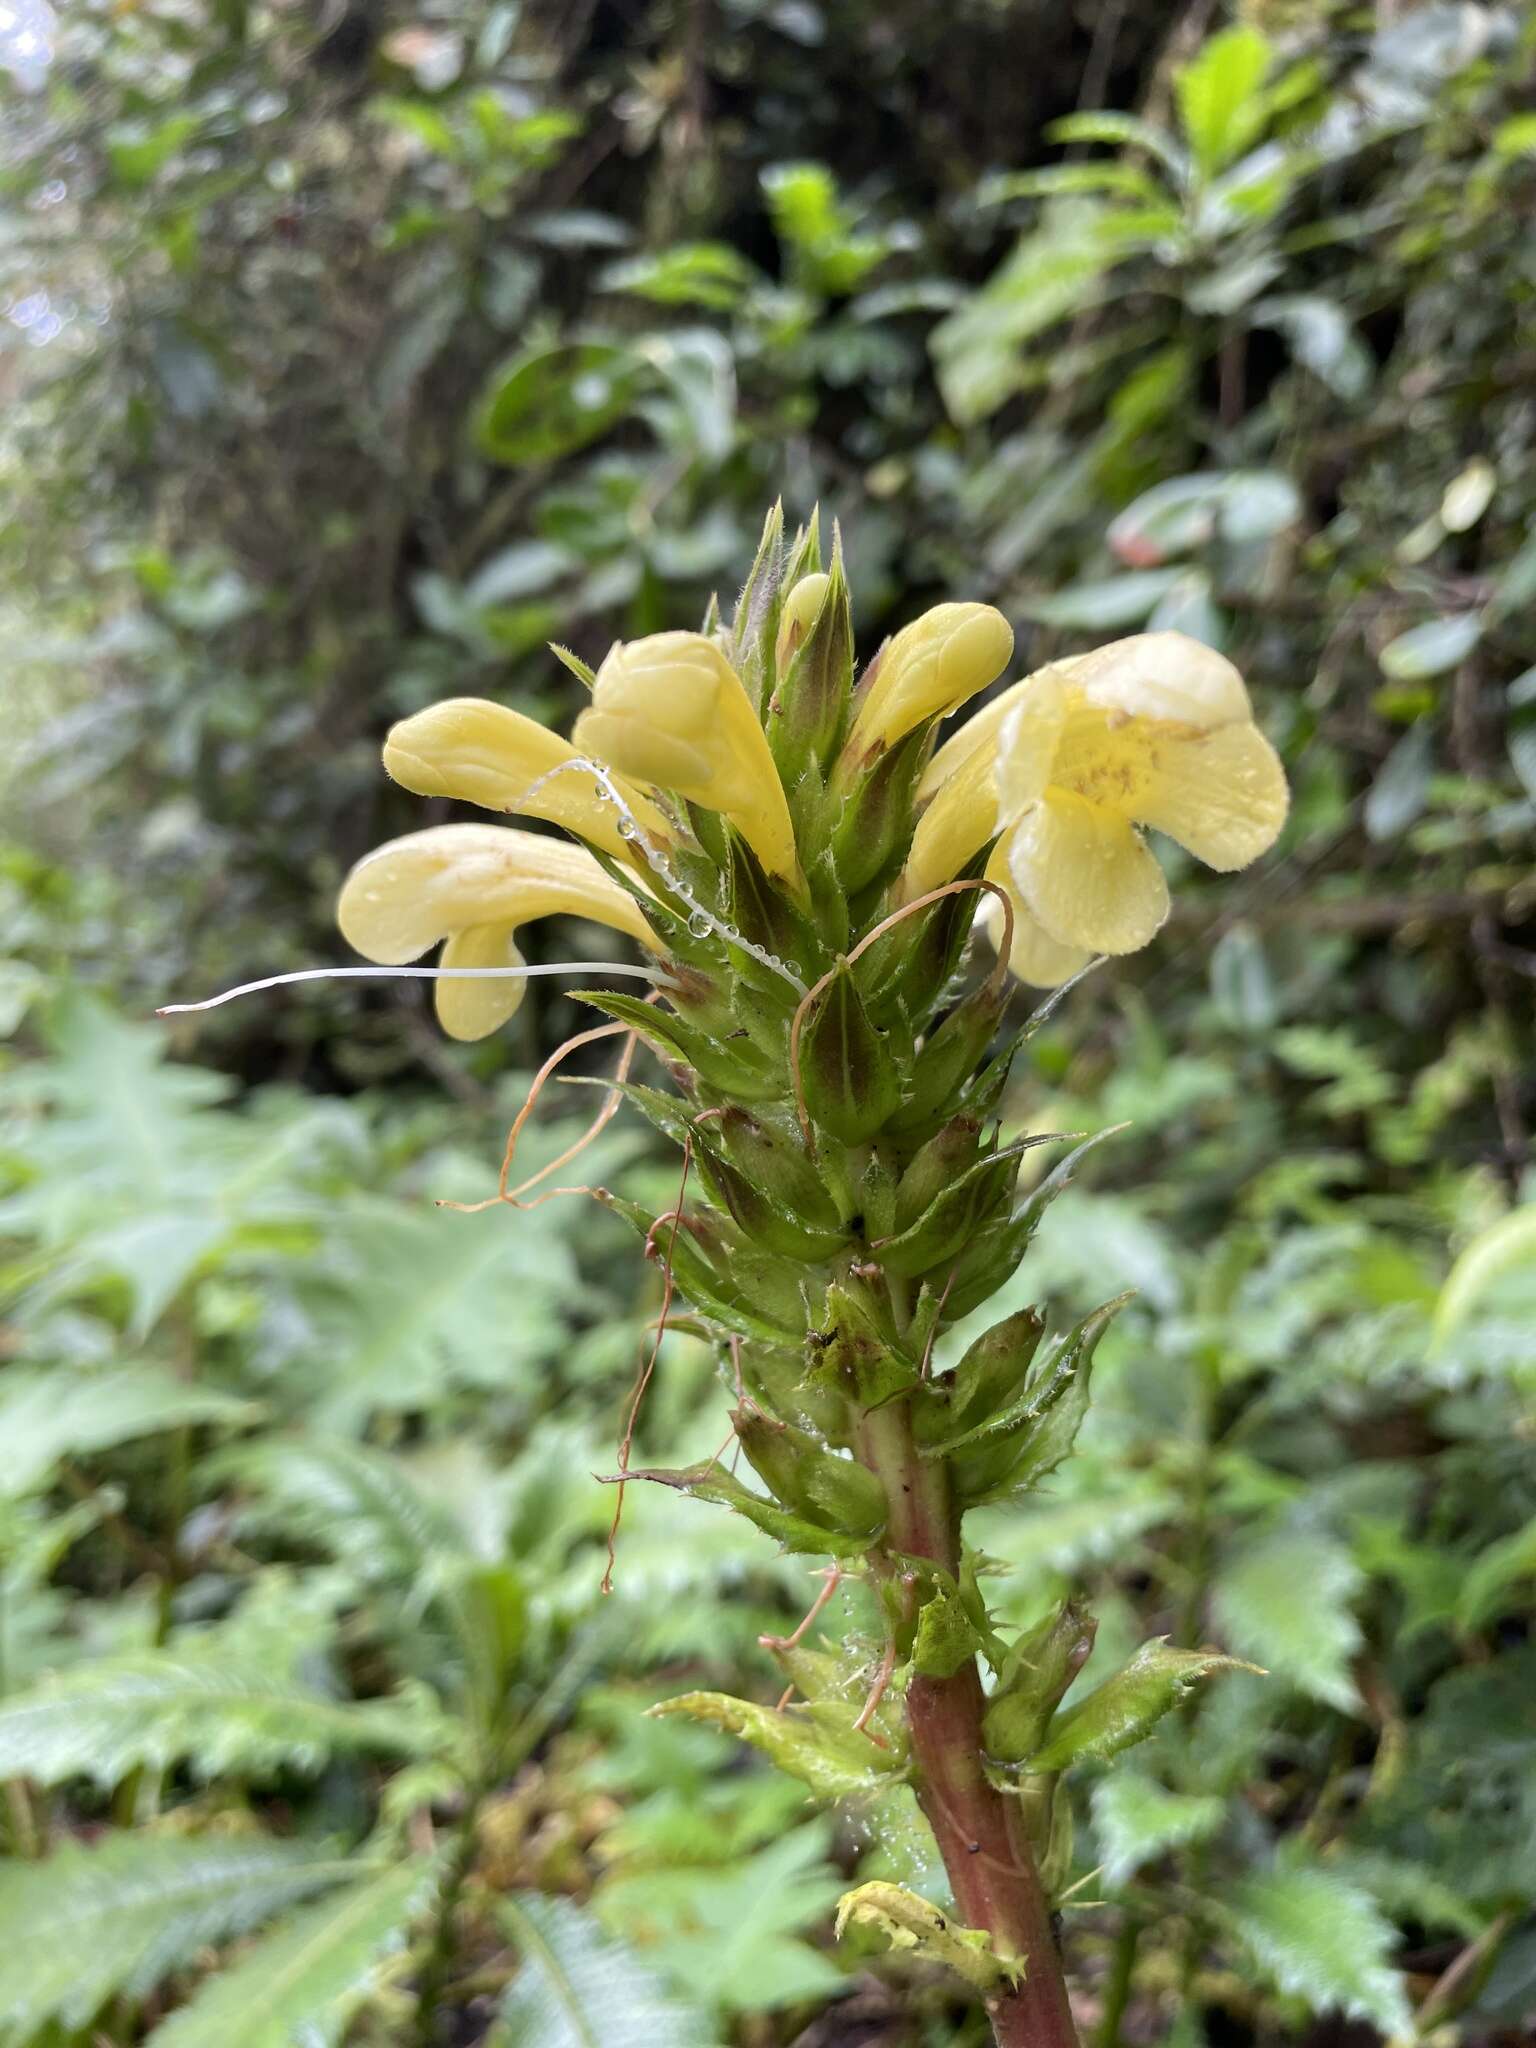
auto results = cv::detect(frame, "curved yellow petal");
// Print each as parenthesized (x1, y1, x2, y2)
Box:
(337, 823, 658, 964)
(902, 740, 999, 898)
(849, 603, 1014, 754)
(1130, 721, 1289, 870)
(982, 835, 1095, 988)
(1007, 791, 1169, 954)
(382, 698, 667, 862)
(993, 669, 1072, 824)
(435, 925, 527, 1041)
(1073, 631, 1251, 729)
(917, 676, 1028, 803)
(573, 632, 802, 888)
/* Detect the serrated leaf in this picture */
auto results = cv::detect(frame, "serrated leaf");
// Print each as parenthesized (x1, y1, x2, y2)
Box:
(651, 1690, 898, 1802)
(1212, 1532, 1361, 1712)
(622, 1460, 881, 1557)
(1028, 1641, 1260, 1772)
(925, 1294, 1131, 1459)
(1226, 1861, 1412, 2036)
(0, 1646, 448, 1788)
(0, 1834, 354, 2034)
(1091, 1775, 1225, 1883)
(210, 1436, 464, 1585)
(145, 1859, 437, 2048)
(835, 1881, 1013, 1993)
(493, 1893, 719, 2048)
(0, 1365, 258, 1499)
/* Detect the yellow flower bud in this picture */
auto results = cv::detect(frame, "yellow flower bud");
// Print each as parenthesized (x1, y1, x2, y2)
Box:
(774, 572, 831, 676)
(573, 631, 803, 889)
(382, 698, 668, 863)
(847, 602, 1013, 755)
(337, 824, 658, 1041)
(904, 631, 1289, 984)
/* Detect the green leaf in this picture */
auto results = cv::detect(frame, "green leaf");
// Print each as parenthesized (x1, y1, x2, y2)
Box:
(210, 1436, 465, 1584)
(1378, 613, 1482, 682)
(1212, 1532, 1362, 1712)
(1363, 723, 1433, 842)
(930, 205, 1120, 424)
(1175, 26, 1272, 177)
(0, 1365, 257, 1499)
(0, 1834, 354, 2034)
(597, 1825, 845, 2013)
(106, 114, 202, 188)
(1028, 1641, 1260, 1772)
(493, 1893, 719, 2048)
(0, 1646, 448, 1789)
(1024, 570, 1182, 630)
(1458, 1515, 1536, 1630)
(474, 343, 647, 465)
(599, 242, 755, 310)
(1226, 1860, 1412, 2036)
(145, 1860, 437, 2048)
(1434, 1206, 1536, 1346)
(650, 1690, 899, 1802)
(835, 1881, 1014, 1993)
(621, 1460, 882, 1556)
(1091, 1775, 1225, 1884)
(1252, 295, 1373, 401)
(1044, 111, 1190, 185)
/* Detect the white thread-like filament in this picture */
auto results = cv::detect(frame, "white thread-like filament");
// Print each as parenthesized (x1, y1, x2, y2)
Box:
(157, 961, 674, 1017)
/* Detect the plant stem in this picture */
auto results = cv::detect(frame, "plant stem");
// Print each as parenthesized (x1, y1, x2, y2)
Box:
(857, 1401, 1080, 2048)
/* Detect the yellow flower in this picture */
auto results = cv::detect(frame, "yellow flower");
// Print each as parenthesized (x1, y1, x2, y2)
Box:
(382, 698, 669, 864)
(572, 631, 803, 889)
(337, 824, 659, 1041)
(906, 631, 1288, 984)
(846, 602, 1013, 756)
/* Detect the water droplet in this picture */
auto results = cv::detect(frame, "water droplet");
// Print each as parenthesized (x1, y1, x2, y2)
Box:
(616, 816, 638, 839)
(687, 911, 712, 939)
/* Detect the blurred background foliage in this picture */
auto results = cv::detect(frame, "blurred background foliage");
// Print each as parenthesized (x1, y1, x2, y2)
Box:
(1, 1, 1535, 2043)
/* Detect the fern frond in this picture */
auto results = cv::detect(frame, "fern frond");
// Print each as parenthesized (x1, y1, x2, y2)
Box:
(0, 1648, 450, 1788)
(144, 1859, 438, 2047)
(492, 1893, 719, 2048)
(0, 1833, 354, 2037)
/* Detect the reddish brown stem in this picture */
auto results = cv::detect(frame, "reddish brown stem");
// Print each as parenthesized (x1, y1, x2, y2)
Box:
(857, 1401, 1080, 2048)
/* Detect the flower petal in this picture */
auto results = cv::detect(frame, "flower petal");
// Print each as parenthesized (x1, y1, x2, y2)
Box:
(1130, 722, 1289, 870)
(435, 925, 526, 1041)
(383, 699, 667, 862)
(1073, 631, 1251, 729)
(993, 668, 1071, 823)
(573, 632, 802, 888)
(982, 836, 1094, 988)
(850, 603, 1013, 754)
(337, 824, 656, 964)
(1007, 791, 1169, 954)
(902, 739, 999, 897)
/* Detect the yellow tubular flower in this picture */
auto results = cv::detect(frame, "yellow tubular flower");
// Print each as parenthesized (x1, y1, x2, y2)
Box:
(572, 632, 803, 890)
(382, 699, 669, 864)
(337, 824, 659, 1042)
(846, 602, 1014, 756)
(908, 631, 1288, 982)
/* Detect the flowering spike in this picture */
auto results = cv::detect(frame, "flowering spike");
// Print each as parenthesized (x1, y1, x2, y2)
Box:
(337, 508, 1291, 2043)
